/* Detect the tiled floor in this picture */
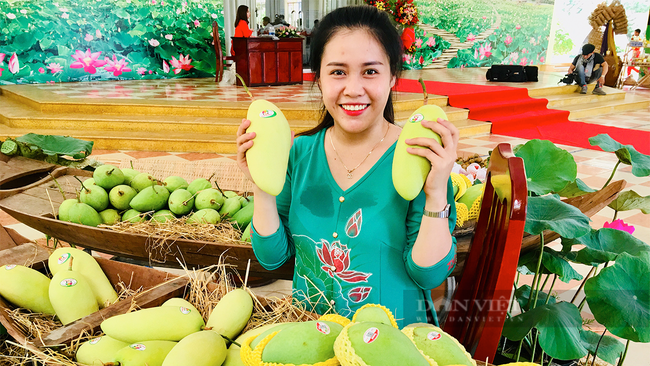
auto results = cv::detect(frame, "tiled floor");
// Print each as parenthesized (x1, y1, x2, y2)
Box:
(1, 80, 648, 364)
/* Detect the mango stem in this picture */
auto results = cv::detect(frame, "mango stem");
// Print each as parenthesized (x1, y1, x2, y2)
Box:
(235, 73, 254, 101)
(418, 78, 429, 105)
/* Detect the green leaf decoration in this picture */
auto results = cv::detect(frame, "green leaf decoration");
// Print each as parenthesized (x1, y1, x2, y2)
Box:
(502, 302, 588, 360)
(515, 284, 556, 309)
(556, 178, 597, 198)
(525, 195, 591, 237)
(515, 139, 577, 195)
(585, 252, 650, 342)
(14, 32, 36, 50)
(589, 134, 650, 177)
(608, 190, 650, 214)
(579, 329, 625, 365)
(563, 228, 650, 265)
(39, 38, 54, 51)
(15, 134, 93, 159)
(127, 23, 147, 37)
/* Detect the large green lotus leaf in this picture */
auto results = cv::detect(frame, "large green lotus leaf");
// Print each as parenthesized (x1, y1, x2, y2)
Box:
(589, 134, 650, 177)
(555, 178, 597, 198)
(515, 139, 577, 195)
(585, 252, 650, 342)
(16, 134, 93, 159)
(563, 228, 650, 261)
(515, 284, 557, 310)
(579, 329, 625, 365)
(525, 195, 591, 237)
(502, 302, 588, 360)
(518, 247, 583, 282)
(608, 190, 650, 214)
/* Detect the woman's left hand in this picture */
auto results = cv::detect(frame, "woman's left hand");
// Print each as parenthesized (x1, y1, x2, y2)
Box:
(405, 118, 459, 202)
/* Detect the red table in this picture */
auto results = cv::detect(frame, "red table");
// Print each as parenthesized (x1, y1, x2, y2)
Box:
(232, 37, 303, 87)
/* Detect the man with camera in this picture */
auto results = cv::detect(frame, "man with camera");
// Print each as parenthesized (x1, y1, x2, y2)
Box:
(567, 43, 608, 95)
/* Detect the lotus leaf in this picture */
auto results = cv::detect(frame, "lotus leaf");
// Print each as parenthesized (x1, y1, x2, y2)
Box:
(589, 134, 650, 177)
(515, 139, 577, 195)
(524, 195, 590, 238)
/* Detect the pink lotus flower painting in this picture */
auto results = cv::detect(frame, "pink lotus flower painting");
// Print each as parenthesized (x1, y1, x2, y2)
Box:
(0, 53, 5, 77)
(317, 240, 371, 283)
(162, 60, 170, 73)
(505, 35, 513, 45)
(104, 55, 132, 76)
(170, 54, 194, 74)
(47, 63, 63, 74)
(8, 53, 19, 74)
(70, 49, 107, 74)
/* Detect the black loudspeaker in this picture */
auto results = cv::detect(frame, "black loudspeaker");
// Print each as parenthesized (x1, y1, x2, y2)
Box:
(486, 65, 538, 82)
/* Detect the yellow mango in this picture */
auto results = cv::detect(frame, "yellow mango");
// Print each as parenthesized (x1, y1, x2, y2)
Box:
(112, 340, 176, 366)
(161, 330, 227, 366)
(393, 105, 446, 201)
(49, 261, 99, 325)
(205, 288, 253, 340)
(246, 99, 292, 196)
(0, 264, 55, 314)
(76, 336, 129, 366)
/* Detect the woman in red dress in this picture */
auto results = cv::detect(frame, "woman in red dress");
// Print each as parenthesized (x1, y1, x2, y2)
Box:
(231, 5, 253, 56)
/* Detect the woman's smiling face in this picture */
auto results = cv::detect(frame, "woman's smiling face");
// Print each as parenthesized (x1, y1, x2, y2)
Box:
(318, 28, 396, 134)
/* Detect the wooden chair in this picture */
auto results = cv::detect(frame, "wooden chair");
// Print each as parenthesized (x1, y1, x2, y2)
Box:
(442, 143, 528, 362)
(213, 22, 235, 82)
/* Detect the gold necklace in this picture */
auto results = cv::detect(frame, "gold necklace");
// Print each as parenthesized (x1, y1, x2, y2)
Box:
(329, 124, 389, 179)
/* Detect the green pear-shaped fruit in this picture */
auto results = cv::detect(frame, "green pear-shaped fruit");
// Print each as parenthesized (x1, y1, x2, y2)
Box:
(206, 288, 253, 340)
(130, 185, 170, 212)
(152, 210, 175, 223)
(187, 178, 212, 195)
(109, 184, 138, 211)
(223, 191, 239, 199)
(168, 189, 194, 216)
(187, 209, 221, 225)
(93, 164, 125, 190)
(0, 264, 55, 314)
(131, 172, 158, 192)
(76, 336, 129, 366)
(82, 178, 97, 189)
(162, 330, 227, 366)
(239, 195, 253, 208)
(113, 341, 177, 366)
(219, 197, 242, 219)
(49, 259, 99, 325)
(49, 247, 118, 308)
(58, 198, 78, 222)
(99, 209, 121, 225)
(195, 188, 225, 210)
(393, 105, 446, 201)
(122, 209, 146, 223)
(231, 203, 253, 230)
(80, 185, 109, 212)
(68, 203, 103, 227)
(121, 168, 140, 185)
(163, 176, 189, 193)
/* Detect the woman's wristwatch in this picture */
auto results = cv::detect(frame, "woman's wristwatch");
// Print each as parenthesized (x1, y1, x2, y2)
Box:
(423, 204, 451, 218)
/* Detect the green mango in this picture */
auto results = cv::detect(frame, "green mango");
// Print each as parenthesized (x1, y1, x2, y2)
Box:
(351, 304, 398, 327)
(101, 305, 205, 343)
(0, 264, 55, 314)
(121, 168, 141, 186)
(205, 288, 253, 340)
(241, 223, 252, 242)
(109, 185, 138, 211)
(261, 321, 343, 365)
(162, 330, 227, 366)
(58, 198, 78, 222)
(335, 322, 432, 366)
(76, 336, 129, 366)
(113, 341, 176, 366)
(131, 172, 158, 192)
(195, 188, 225, 210)
(249, 323, 297, 350)
(392, 105, 446, 201)
(68, 203, 103, 227)
(223, 323, 285, 366)
(230, 203, 253, 230)
(402, 324, 475, 366)
(82, 178, 97, 189)
(223, 191, 239, 199)
(48, 247, 118, 308)
(239, 195, 253, 208)
(163, 176, 189, 193)
(187, 178, 212, 195)
(168, 189, 194, 216)
(130, 185, 170, 212)
(93, 164, 125, 190)
(219, 197, 241, 219)
(99, 208, 121, 225)
(162, 297, 200, 315)
(152, 210, 175, 223)
(246, 99, 291, 196)
(122, 209, 146, 223)
(187, 209, 221, 225)
(49, 262, 99, 325)
(80, 185, 109, 212)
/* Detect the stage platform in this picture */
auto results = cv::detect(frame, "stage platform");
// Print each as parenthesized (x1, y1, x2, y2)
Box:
(0, 68, 647, 154)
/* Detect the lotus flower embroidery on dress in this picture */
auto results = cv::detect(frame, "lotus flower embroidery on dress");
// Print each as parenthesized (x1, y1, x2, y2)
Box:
(345, 209, 362, 238)
(316, 240, 371, 283)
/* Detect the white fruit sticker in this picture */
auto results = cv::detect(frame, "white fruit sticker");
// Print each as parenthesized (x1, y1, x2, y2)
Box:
(409, 113, 424, 123)
(363, 327, 379, 344)
(57, 253, 71, 265)
(4, 265, 16, 270)
(130, 343, 146, 351)
(316, 322, 330, 335)
(180, 306, 191, 315)
(89, 338, 101, 345)
(427, 331, 442, 341)
(60, 278, 77, 287)
(259, 110, 277, 118)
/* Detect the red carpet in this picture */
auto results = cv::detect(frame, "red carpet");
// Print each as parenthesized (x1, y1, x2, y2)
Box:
(392, 78, 650, 154)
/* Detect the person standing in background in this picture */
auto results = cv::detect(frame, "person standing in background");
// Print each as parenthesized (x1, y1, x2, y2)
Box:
(231, 5, 253, 56)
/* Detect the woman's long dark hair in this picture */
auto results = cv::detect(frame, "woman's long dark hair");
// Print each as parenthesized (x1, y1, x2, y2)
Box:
(299, 5, 403, 137)
(234, 5, 249, 28)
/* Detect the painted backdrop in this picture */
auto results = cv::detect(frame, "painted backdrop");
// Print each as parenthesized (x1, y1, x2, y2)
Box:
(0, 0, 224, 84)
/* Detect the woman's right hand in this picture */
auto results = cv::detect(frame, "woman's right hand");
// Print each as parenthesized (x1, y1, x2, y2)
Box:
(236, 118, 256, 183)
